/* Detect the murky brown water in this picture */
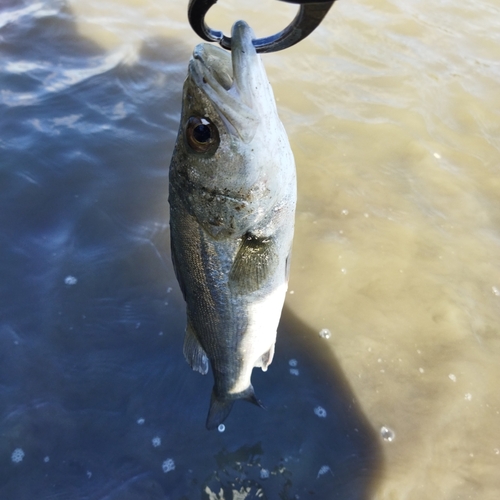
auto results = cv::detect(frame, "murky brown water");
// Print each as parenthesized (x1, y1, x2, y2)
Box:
(6, 0, 500, 498)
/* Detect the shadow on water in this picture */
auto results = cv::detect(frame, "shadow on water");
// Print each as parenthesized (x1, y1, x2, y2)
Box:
(0, 1, 383, 498)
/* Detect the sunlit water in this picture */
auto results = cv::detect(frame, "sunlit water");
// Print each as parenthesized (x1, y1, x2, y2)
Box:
(1, 0, 499, 498)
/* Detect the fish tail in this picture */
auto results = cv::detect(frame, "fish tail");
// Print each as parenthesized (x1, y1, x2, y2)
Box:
(206, 386, 265, 430)
(206, 391, 235, 430)
(243, 386, 266, 410)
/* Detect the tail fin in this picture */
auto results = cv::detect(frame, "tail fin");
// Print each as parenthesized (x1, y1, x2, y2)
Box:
(206, 392, 235, 430)
(205, 386, 265, 430)
(243, 386, 265, 410)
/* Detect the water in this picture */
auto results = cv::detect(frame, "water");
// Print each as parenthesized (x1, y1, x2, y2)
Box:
(1, 0, 499, 498)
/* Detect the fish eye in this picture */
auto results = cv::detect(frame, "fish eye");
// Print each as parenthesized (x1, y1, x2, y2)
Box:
(193, 124, 211, 143)
(185, 116, 220, 154)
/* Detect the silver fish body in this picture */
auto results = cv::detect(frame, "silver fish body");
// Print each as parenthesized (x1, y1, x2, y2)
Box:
(168, 21, 296, 429)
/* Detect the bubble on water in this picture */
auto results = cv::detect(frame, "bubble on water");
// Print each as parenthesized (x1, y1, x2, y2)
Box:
(289, 368, 299, 376)
(341, 268, 347, 274)
(218, 424, 225, 433)
(433, 152, 441, 159)
(44, 456, 50, 463)
(319, 328, 331, 339)
(137, 418, 145, 425)
(492, 286, 500, 296)
(380, 426, 395, 442)
(419, 367, 424, 373)
(317, 465, 332, 478)
(86, 471, 92, 479)
(464, 393, 472, 401)
(260, 468, 270, 479)
(64, 275, 77, 285)
(158, 331, 164, 336)
(162, 458, 175, 473)
(314, 406, 327, 418)
(449, 373, 457, 382)
(341, 209, 349, 215)
(11, 448, 24, 463)
(288, 359, 298, 367)
(289, 290, 295, 294)
(494, 448, 499, 455)
(152, 436, 161, 447)
(167, 287, 172, 293)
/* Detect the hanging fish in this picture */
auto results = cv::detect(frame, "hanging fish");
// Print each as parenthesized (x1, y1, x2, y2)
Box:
(168, 20, 296, 429)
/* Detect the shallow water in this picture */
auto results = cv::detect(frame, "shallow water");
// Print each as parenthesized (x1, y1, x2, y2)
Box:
(1, 0, 499, 498)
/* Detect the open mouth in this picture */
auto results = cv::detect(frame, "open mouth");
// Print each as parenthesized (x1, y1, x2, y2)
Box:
(192, 46, 233, 91)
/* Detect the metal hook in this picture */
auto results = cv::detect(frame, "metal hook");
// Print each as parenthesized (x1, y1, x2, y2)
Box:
(187, 0, 337, 54)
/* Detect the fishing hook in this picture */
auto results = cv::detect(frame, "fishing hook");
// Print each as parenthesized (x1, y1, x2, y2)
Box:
(187, 0, 337, 53)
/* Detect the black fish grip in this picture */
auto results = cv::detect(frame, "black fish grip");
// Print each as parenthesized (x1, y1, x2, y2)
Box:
(187, 0, 337, 53)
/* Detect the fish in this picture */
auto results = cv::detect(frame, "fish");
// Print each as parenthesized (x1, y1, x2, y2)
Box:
(168, 20, 296, 429)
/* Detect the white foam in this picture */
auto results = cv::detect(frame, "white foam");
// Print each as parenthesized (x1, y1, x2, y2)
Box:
(162, 458, 175, 473)
(11, 448, 24, 463)
(317, 465, 332, 478)
(260, 468, 269, 479)
(314, 406, 327, 418)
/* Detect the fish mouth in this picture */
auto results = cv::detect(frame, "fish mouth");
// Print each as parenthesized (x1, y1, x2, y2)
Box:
(188, 21, 264, 143)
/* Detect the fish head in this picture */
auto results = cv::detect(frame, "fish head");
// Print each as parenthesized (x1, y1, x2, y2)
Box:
(170, 21, 294, 239)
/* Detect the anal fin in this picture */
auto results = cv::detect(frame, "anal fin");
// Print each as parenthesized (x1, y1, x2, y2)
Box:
(183, 320, 209, 375)
(259, 343, 275, 372)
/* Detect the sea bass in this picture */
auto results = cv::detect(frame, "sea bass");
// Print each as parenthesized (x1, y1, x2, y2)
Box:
(168, 21, 296, 429)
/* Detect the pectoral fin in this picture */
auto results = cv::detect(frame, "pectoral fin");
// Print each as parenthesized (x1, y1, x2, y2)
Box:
(229, 234, 278, 294)
(183, 320, 209, 375)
